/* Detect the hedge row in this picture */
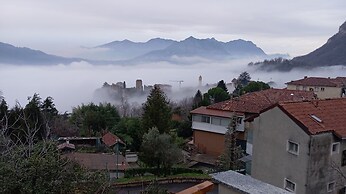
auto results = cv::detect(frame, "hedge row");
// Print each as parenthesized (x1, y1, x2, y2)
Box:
(124, 167, 203, 178)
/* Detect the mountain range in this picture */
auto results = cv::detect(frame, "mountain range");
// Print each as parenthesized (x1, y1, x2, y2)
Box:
(0, 37, 269, 65)
(252, 20, 346, 71)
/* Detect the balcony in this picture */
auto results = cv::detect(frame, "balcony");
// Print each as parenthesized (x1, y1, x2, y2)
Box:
(192, 121, 228, 134)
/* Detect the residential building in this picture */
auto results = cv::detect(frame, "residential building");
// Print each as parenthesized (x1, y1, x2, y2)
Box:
(212, 170, 290, 194)
(63, 152, 128, 179)
(286, 76, 346, 99)
(190, 88, 315, 158)
(251, 98, 346, 194)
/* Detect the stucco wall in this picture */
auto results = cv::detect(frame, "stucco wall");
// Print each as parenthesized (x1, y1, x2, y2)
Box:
(287, 84, 341, 99)
(305, 133, 339, 194)
(251, 107, 310, 194)
(194, 130, 225, 156)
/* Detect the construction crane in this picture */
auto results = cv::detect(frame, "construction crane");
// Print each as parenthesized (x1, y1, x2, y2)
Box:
(170, 80, 184, 89)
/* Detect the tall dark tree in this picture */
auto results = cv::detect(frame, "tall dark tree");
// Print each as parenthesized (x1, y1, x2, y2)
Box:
(142, 85, 172, 134)
(217, 80, 228, 93)
(217, 115, 244, 171)
(192, 90, 203, 109)
(237, 72, 251, 87)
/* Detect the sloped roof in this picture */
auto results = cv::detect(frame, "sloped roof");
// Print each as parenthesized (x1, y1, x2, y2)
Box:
(102, 132, 125, 147)
(190, 106, 233, 118)
(212, 170, 290, 194)
(63, 152, 128, 171)
(286, 76, 346, 87)
(206, 88, 315, 114)
(278, 98, 346, 138)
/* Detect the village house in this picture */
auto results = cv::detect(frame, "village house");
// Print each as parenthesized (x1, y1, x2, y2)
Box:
(63, 152, 129, 179)
(190, 88, 316, 159)
(251, 98, 346, 194)
(286, 76, 346, 99)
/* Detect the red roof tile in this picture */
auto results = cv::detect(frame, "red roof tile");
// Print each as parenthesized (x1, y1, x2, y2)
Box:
(206, 88, 315, 114)
(278, 98, 346, 138)
(102, 132, 125, 147)
(63, 152, 128, 171)
(286, 77, 346, 87)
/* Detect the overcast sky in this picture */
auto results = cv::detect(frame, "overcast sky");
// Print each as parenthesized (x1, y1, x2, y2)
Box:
(1, 0, 345, 57)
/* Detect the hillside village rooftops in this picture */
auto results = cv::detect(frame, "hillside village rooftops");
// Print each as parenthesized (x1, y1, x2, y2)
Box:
(277, 98, 346, 138)
(286, 76, 346, 87)
(102, 132, 125, 147)
(193, 88, 315, 115)
(63, 152, 128, 171)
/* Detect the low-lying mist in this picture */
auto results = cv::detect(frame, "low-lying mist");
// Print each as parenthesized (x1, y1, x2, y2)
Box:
(1, 61, 345, 113)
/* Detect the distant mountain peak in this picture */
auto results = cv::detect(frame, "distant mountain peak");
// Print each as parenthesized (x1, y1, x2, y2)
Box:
(339, 21, 346, 34)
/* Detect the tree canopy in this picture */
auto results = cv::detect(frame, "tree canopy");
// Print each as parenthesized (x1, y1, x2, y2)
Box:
(203, 87, 230, 105)
(239, 81, 270, 94)
(70, 102, 120, 136)
(139, 128, 181, 175)
(142, 85, 172, 134)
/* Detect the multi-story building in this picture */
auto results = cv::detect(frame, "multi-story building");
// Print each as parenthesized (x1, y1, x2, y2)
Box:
(251, 98, 346, 194)
(190, 88, 315, 158)
(286, 76, 346, 99)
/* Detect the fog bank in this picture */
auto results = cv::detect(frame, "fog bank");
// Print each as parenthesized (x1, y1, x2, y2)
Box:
(0, 61, 345, 113)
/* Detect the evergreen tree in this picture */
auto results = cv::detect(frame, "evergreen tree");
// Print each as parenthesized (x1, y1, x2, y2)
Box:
(142, 85, 172, 134)
(217, 115, 244, 171)
(217, 80, 228, 93)
(192, 90, 203, 109)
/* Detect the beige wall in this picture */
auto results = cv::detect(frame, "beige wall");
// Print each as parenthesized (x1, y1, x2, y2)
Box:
(218, 184, 240, 194)
(252, 107, 310, 194)
(194, 130, 225, 156)
(287, 84, 342, 99)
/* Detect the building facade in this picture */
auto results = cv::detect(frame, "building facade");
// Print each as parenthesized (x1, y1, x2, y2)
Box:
(286, 76, 346, 99)
(251, 98, 346, 194)
(190, 89, 315, 159)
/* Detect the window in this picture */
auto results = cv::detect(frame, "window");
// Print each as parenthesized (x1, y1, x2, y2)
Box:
(287, 141, 299, 155)
(237, 117, 243, 124)
(331, 142, 340, 155)
(342, 150, 346, 166)
(309, 88, 314, 91)
(314, 87, 319, 92)
(201, 116, 210, 123)
(321, 87, 325, 91)
(327, 181, 335, 192)
(211, 117, 221, 125)
(284, 179, 296, 192)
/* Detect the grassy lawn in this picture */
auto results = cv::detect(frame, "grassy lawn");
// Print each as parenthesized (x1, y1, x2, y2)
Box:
(114, 173, 211, 184)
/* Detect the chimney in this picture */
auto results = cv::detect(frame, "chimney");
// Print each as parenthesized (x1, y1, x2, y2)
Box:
(328, 77, 330, 79)
(304, 76, 308, 79)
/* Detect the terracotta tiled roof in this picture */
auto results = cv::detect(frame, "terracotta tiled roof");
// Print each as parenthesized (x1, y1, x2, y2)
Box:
(206, 88, 315, 114)
(63, 152, 128, 171)
(190, 106, 233, 118)
(333, 77, 346, 87)
(286, 77, 346, 87)
(102, 132, 125, 147)
(278, 98, 346, 138)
